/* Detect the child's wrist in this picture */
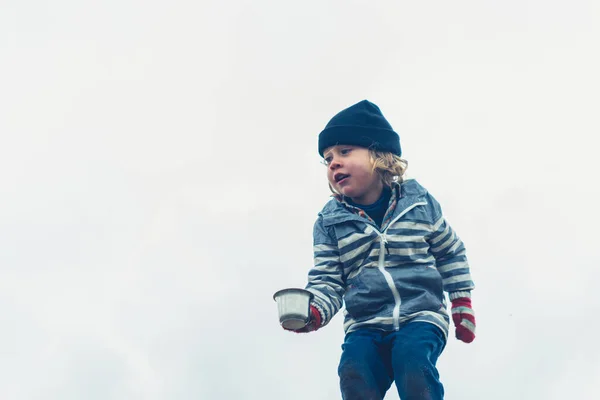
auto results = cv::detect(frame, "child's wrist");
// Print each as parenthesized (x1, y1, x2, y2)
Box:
(449, 290, 472, 301)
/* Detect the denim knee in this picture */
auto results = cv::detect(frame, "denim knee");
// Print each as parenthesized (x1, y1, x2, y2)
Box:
(337, 330, 391, 400)
(338, 360, 382, 400)
(391, 323, 445, 400)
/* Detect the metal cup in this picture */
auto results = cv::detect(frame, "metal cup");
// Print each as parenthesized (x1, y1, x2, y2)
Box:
(273, 288, 314, 330)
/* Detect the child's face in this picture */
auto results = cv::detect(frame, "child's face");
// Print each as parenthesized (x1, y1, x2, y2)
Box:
(323, 145, 383, 205)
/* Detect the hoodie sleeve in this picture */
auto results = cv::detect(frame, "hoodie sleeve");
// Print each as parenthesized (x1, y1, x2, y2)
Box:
(304, 215, 345, 327)
(426, 194, 475, 297)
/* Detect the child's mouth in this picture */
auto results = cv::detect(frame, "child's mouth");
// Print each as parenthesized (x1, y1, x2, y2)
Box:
(335, 174, 350, 184)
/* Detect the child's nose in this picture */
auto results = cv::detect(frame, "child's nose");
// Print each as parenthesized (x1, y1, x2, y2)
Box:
(329, 159, 341, 169)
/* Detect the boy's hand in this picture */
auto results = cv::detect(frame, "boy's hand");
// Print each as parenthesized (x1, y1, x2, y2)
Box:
(284, 305, 322, 333)
(451, 297, 476, 343)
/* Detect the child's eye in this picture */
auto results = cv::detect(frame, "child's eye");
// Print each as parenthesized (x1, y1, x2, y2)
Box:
(323, 157, 332, 165)
(340, 148, 352, 155)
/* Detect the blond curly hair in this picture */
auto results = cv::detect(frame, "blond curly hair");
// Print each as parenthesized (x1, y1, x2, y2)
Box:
(369, 149, 408, 187)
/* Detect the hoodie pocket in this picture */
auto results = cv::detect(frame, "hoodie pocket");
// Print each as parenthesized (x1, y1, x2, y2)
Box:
(393, 264, 444, 315)
(344, 267, 393, 320)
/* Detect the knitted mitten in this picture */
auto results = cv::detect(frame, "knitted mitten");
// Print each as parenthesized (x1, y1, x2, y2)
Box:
(451, 297, 476, 343)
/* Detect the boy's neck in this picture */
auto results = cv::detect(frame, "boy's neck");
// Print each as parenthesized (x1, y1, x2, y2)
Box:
(348, 185, 390, 207)
(349, 182, 385, 206)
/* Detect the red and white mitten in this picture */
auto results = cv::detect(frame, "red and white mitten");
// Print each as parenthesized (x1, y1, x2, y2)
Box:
(451, 296, 476, 343)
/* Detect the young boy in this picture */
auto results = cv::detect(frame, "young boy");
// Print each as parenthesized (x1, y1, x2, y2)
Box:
(284, 100, 476, 400)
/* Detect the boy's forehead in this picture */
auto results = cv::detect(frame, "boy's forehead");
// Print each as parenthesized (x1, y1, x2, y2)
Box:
(323, 144, 348, 154)
(323, 144, 360, 156)
(322, 145, 337, 156)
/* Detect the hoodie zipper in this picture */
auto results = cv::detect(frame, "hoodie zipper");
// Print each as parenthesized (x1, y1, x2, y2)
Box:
(375, 201, 427, 330)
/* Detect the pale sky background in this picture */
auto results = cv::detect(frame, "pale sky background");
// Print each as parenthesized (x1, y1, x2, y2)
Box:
(1, 1, 599, 399)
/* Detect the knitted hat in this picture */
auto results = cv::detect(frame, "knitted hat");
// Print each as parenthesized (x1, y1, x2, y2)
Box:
(318, 100, 401, 157)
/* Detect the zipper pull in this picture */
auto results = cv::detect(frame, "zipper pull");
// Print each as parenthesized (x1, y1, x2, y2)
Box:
(381, 234, 390, 255)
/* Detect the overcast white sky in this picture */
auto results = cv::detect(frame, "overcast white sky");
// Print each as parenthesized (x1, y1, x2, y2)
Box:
(1, 1, 599, 399)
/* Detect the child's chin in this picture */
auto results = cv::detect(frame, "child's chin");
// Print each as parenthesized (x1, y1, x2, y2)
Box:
(340, 189, 357, 198)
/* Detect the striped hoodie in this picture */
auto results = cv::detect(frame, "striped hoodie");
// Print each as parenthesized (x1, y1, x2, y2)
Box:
(305, 179, 475, 338)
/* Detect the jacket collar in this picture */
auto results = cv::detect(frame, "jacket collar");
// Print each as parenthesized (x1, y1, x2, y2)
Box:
(331, 180, 402, 206)
(322, 180, 426, 228)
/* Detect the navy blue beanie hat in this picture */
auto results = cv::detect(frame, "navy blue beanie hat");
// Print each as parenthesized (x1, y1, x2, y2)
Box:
(318, 100, 401, 157)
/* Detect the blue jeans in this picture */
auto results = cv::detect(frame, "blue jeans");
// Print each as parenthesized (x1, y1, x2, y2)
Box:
(338, 322, 446, 400)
